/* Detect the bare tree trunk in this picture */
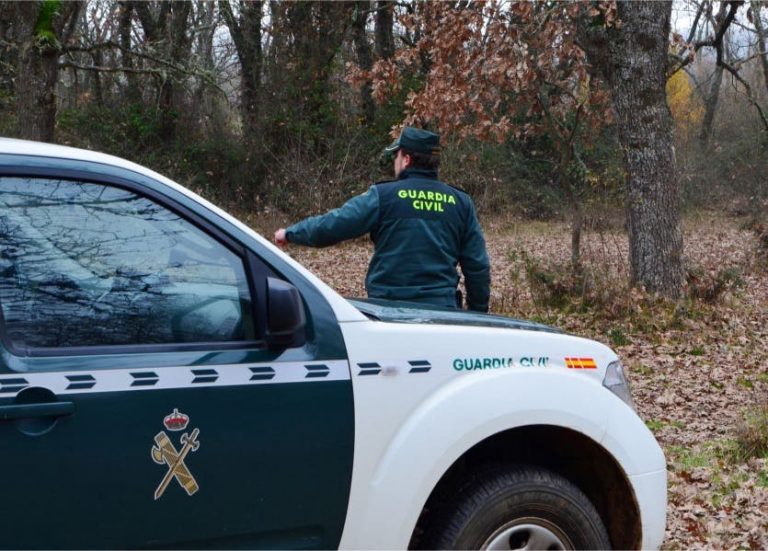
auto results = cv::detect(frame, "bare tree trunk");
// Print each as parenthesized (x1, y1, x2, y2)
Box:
(0, 3, 15, 98)
(375, 1, 395, 60)
(14, 1, 81, 142)
(571, 207, 583, 270)
(353, 1, 375, 125)
(193, 1, 219, 134)
(220, 0, 263, 144)
(161, 1, 191, 141)
(119, 1, 141, 104)
(752, 1, 768, 98)
(699, 2, 729, 145)
(133, 0, 192, 141)
(700, 63, 724, 144)
(580, 1, 684, 297)
(90, 49, 105, 107)
(268, 1, 355, 151)
(15, 6, 58, 141)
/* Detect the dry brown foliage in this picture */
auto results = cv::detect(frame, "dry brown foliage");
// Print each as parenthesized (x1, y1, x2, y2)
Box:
(243, 209, 767, 548)
(349, 2, 614, 144)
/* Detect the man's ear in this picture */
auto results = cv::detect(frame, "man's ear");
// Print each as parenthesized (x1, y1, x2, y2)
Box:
(403, 153, 413, 167)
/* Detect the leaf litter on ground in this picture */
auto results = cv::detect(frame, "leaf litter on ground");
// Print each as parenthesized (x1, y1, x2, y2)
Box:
(245, 210, 768, 549)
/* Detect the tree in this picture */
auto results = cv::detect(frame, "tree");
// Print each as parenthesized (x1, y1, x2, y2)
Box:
(13, 0, 81, 142)
(671, 1, 768, 141)
(356, 2, 612, 268)
(132, 0, 193, 141)
(751, 1, 768, 99)
(265, 1, 355, 151)
(220, 0, 263, 145)
(0, 2, 15, 101)
(352, 1, 375, 126)
(579, 1, 685, 297)
(374, 0, 395, 60)
(118, 1, 141, 105)
(359, 1, 690, 296)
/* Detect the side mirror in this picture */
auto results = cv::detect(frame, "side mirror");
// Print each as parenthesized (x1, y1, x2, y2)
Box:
(265, 277, 306, 349)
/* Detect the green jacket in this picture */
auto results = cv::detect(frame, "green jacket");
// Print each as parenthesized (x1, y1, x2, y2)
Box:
(286, 168, 491, 312)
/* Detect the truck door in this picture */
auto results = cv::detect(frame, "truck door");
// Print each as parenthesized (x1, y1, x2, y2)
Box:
(0, 174, 354, 549)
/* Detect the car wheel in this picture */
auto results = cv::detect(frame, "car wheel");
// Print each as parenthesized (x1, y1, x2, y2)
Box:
(421, 464, 611, 550)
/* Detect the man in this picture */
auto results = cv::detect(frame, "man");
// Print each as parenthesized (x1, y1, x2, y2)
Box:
(274, 127, 490, 311)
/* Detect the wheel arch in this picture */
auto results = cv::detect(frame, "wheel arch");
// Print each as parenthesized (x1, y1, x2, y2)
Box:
(409, 425, 642, 550)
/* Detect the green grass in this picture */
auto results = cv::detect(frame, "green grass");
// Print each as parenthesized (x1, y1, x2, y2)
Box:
(646, 419, 664, 432)
(646, 419, 686, 432)
(608, 326, 630, 346)
(757, 470, 768, 488)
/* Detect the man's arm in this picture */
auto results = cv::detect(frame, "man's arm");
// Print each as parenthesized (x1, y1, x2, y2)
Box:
(278, 186, 380, 248)
(459, 201, 491, 312)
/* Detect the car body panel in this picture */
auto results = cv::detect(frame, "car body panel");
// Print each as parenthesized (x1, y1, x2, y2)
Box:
(348, 297, 562, 333)
(337, 319, 665, 549)
(0, 139, 666, 550)
(0, 146, 356, 549)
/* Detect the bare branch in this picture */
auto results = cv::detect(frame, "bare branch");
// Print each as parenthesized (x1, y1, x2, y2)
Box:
(719, 59, 768, 134)
(60, 40, 228, 98)
(686, 0, 707, 44)
(669, 0, 743, 75)
(732, 49, 768, 69)
(59, 61, 161, 76)
(63, 40, 204, 80)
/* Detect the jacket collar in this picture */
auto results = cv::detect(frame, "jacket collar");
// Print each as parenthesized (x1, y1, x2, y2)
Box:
(398, 168, 438, 181)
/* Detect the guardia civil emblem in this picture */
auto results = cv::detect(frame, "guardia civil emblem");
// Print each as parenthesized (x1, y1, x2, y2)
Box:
(151, 409, 200, 500)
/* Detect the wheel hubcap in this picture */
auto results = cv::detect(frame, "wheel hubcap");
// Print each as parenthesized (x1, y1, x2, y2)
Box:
(482, 517, 573, 550)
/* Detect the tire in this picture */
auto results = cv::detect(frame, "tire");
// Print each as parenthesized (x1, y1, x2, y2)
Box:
(420, 464, 611, 550)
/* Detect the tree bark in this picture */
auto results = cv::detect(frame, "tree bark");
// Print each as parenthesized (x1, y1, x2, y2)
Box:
(752, 1, 768, 99)
(14, 1, 81, 142)
(133, 0, 191, 141)
(0, 2, 14, 97)
(193, 1, 219, 134)
(580, 1, 684, 297)
(266, 1, 355, 150)
(118, 1, 141, 104)
(699, 1, 729, 145)
(220, 0, 263, 144)
(353, 1, 375, 125)
(699, 63, 724, 144)
(375, 1, 395, 60)
(90, 48, 105, 107)
(162, 1, 192, 140)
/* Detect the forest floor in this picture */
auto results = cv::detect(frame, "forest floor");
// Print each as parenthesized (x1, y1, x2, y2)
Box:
(246, 209, 768, 549)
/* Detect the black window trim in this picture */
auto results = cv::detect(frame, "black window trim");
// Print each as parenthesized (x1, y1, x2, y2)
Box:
(0, 167, 271, 358)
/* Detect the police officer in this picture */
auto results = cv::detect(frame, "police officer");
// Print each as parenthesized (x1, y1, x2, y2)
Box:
(274, 127, 491, 312)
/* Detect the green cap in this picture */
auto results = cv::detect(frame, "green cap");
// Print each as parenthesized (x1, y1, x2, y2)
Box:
(383, 127, 441, 157)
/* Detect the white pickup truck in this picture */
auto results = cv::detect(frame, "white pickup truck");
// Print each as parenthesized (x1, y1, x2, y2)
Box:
(0, 138, 666, 549)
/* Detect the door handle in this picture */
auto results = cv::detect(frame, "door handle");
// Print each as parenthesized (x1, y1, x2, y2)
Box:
(0, 401, 75, 420)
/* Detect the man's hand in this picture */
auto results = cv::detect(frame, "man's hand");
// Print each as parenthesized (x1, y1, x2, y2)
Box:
(274, 228, 288, 247)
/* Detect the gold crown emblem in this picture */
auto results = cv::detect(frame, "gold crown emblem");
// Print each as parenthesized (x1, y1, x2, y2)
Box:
(163, 409, 189, 431)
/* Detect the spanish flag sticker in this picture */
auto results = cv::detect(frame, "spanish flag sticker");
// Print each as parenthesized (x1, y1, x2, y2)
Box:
(565, 357, 597, 369)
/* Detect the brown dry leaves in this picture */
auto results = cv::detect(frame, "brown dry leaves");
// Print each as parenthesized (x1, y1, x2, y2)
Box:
(249, 210, 768, 549)
(352, 2, 612, 144)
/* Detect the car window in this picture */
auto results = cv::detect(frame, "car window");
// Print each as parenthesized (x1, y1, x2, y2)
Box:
(0, 177, 255, 349)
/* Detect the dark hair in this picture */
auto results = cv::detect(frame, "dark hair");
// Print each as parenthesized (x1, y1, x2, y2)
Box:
(401, 148, 440, 171)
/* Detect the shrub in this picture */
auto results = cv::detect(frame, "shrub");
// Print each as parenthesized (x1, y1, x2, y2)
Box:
(517, 251, 631, 317)
(735, 400, 768, 460)
(608, 326, 630, 346)
(686, 266, 744, 303)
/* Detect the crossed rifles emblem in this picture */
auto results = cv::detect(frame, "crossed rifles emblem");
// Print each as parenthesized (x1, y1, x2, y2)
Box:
(151, 409, 200, 500)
